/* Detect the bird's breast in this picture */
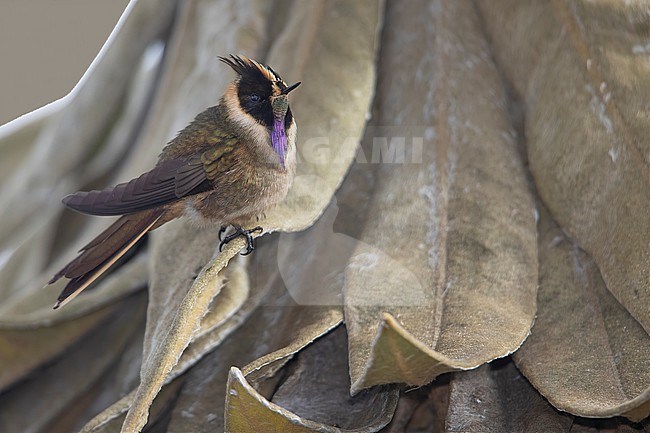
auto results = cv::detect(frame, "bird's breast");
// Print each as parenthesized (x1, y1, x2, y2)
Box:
(184, 153, 295, 227)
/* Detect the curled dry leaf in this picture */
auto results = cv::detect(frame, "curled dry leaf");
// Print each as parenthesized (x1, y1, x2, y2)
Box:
(79, 244, 249, 433)
(344, 0, 537, 393)
(475, 0, 650, 332)
(226, 327, 398, 433)
(171, 254, 251, 367)
(83, 233, 346, 433)
(514, 206, 650, 421)
(122, 238, 243, 433)
(161, 237, 286, 433)
(168, 254, 347, 430)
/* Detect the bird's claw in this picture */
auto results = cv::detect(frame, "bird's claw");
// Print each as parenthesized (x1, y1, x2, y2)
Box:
(219, 226, 263, 255)
(218, 226, 227, 242)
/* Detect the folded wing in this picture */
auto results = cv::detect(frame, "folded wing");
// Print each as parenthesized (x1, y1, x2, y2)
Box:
(62, 157, 211, 216)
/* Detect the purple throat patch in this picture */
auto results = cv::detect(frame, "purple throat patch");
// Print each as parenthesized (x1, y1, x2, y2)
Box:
(271, 117, 287, 167)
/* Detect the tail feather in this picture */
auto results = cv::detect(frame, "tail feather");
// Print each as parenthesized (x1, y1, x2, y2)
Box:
(50, 209, 163, 309)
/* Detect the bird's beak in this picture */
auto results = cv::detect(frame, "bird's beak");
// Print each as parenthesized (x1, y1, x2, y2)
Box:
(281, 81, 301, 95)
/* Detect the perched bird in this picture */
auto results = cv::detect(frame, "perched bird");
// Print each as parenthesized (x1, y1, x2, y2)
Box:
(48, 55, 300, 309)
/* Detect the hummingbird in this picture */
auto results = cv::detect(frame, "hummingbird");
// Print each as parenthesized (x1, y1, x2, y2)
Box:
(48, 55, 301, 309)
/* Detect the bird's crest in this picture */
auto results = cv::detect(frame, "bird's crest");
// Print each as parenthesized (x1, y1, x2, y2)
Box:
(219, 55, 283, 86)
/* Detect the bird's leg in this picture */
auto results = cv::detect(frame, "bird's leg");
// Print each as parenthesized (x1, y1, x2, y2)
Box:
(218, 225, 227, 242)
(219, 225, 263, 255)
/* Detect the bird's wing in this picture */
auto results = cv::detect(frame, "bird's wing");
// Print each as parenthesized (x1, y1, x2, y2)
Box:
(62, 144, 236, 216)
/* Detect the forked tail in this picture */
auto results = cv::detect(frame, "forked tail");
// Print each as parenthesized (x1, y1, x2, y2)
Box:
(49, 209, 163, 309)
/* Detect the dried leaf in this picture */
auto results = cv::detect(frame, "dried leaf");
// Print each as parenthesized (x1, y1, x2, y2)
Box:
(446, 360, 650, 433)
(0, 100, 63, 184)
(475, 0, 650, 332)
(446, 361, 573, 433)
(344, 0, 537, 393)
(0, 0, 173, 325)
(167, 241, 345, 431)
(0, 302, 117, 391)
(123, 0, 384, 430)
(0, 0, 175, 247)
(259, 0, 383, 233)
(120, 1, 273, 431)
(79, 244, 265, 433)
(0, 254, 148, 328)
(170, 254, 250, 367)
(0, 294, 146, 433)
(514, 207, 650, 421)
(122, 238, 242, 433)
(226, 327, 397, 433)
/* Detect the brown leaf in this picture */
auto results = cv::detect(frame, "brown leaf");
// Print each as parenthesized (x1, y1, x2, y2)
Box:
(0, 294, 146, 433)
(80, 239, 265, 433)
(446, 359, 650, 433)
(165, 246, 345, 431)
(0, 301, 118, 391)
(475, 0, 650, 333)
(226, 327, 397, 433)
(514, 206, 650, 421)
(260, 0, 383, 233)
(122, 238, 243, 433)
(447, 361, 573, 433)
(344, 0, 537, 393)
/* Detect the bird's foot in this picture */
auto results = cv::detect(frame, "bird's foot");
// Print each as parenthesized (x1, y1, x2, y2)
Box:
(218, 225, 227, 242)
(219, 226, 263, 255)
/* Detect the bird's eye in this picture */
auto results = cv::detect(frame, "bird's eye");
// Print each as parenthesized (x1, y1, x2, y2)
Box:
(250, 93, 260, 102)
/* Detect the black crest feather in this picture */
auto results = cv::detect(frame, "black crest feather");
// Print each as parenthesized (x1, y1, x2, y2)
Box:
(218, 54, 280, 84)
